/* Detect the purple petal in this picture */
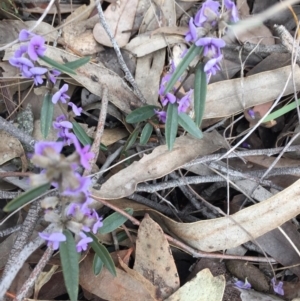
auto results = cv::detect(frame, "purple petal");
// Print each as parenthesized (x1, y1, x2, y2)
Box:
(19, 29, 32, 41)
(154, 109, 166, 123)
(28, 35, 46, 61)
(234, 280, 251, 290)
(14, 45, 28, 58)
(271, 278, 284, 296)
(68, 102, 83, 116)
(35, 141, 64, 156)
(29, 67, 48, 75)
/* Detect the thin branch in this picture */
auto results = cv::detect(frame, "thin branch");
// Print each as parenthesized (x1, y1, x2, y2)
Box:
(95, 2, 147, 104)
(0, 190, 20, 199)
(0, 225, 22, 237)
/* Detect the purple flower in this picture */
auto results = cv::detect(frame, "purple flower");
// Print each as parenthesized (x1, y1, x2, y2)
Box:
(14, 45, 28, 58)
(9, 57, 34, 75)
(204, 54, 223, 77)
(76, 232, 93, 252)
(159, 73, 172, 96)
(178, 90, 192, 113)
(19, 29, 33, 41)
(67, 133, 94, 170)
(161, 92, 176, 106)
(28, 35, 46, 61)
(234, 279, 251, 290)
(154, 109, 167, 123)
(91, 210, 103, 234)
(224, 0, 239, 23)
(39, 232, 66, 250)
(248, 109, 255, 119)
(28, 67, 48, 86)
(52, 84, 70, 104)
(53, 115, 73, 144)
(68, 102, 83, 116)
(194, 0, 220, 27)
(271, 278, 284, 296)
(35, 141, 64, 156)
(64, 173, 91, 197)
(196, 37, 225, 58)
(185, 18, 198, 43)
(49, 69, 61, 84)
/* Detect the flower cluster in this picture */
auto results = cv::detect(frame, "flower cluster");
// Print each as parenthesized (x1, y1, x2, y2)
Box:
(9, 30, 82, 117)
(33, 138, 101, 251)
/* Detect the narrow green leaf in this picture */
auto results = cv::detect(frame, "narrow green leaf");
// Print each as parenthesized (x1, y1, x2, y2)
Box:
(60, 230, 79, 301)
(39, 55, 77, 75)
(124, 128, 139, 151)
(164, 44, 203, 95)
(3, 183, 50, 212)
(99, 208, 134, 234)
(40, 92, 54, 138)
(87, 232, 117, 277)
(165, 103, 178, 150)
(72, 121, 107, 151)
(116, 231, 128, 243)
(140, 123, 153, 145)
(178, 113, 203, 139)
(194, 63, 207, 127)
(126, 105, 157, 123)
(93, 253, 104, 276)
(63, 56, 91, 70)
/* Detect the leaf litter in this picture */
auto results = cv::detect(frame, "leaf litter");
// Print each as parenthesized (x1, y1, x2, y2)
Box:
(2, 0, 300, 301)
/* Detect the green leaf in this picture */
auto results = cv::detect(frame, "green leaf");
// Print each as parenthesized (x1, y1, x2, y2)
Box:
(140, 123, 153, 145)
(40, 92, 54, 138)
(164, 44, 203, 95)
(194, 63, 207, 127)
(165, 103, 178, 150)
(178, 113, 203, 139)
(39, 55, 77, 75)
(87, 232, 117, 277)
(60, 230, 79, 301)
(116, 231, 128, 243)
(126, 105, 158, 123)
(99, 208, 134, 234)
(63, 56, 91, 70)
(72, 121, 107, 151)
(93, 253, 104, 276)
(124, 128, 139, 151)
(3, 183, 50, 212)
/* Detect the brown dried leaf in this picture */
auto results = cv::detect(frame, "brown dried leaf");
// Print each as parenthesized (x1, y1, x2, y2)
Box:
(93, 0, 139, 47)
(133, 215, 179, 299)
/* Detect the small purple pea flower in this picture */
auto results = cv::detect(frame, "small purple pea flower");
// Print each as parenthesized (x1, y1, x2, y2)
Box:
(194, 0, 220, 27)
(52, 84, 70, 104)
(161, 92, 177, 106)
(28, 67, 48, 86)
(224, 0, 239, 23)
(35, 141, 64, 156)
(9, 56, 34, 75)
(154, 110, 167, 123)
(63, 173, 91, 197)
(14, 45, 28, 58)
(204, 54, 223, 77)
(49, 69, 61, 84)
(178, 90, 192, 113)
(185, 18, 198, 43)
(28, 35, 47, 61)
(271, 278, 284, 296)
(19, 29, 34, 41)
(39, 232, 66, 250)
(196, 37, 225, 58)
(68, 102, 83, 116)
(234, 279, 251, 290)
(76, 232, 93, 252)
(53, 115, 73, 143)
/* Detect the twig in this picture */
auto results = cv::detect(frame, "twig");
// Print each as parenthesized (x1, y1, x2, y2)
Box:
(14, 247, 54, 301)
(83, 84, 109, 177)
(0, 224, 55, 299)
(0, 116, 36, 152)
(0, 172, 32, 178)
(225, 43, 286, 56)
(90, 194, 275, 263)
(95, 2, 147, 104)
(0, 190, 20, 199)
(0, 225, 22, 237)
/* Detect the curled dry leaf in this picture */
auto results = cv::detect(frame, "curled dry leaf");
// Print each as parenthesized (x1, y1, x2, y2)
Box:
(164, 269, 225, 301)
(133, 215, 179, 299)
(93, 0, 139, 47)
(94, 131, 227, 199)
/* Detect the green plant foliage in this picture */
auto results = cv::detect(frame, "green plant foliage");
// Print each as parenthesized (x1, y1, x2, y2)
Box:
(165, 103, 178, 150)
(194, 63, 207, 127)
(124, 128, 139, 151)
(60, 230, 79, 301)
(39, 55, 76, 75)
(3, 183, 50, 212)
(140, 123, 153, 145)
(63, 56, 91, 70)
(93, 253, 104, 276)
(178, 113, 203, 139)
(99, 208, 134, 234)
(40, 92, 54, 138)
(88, 232, 117, 277)
(126, 105, 158, 124)
(164, 44, 203, 95)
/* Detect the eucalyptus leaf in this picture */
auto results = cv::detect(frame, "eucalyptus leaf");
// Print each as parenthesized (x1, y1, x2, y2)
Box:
(99, 208, 134, 234)
(40, 92, 54, 138)
(165, 103, 178, 150)
(3, 183, 50, 212)
(63, 56, 91, 70)
(194, 62, 207, 127)
(93, 253, 104, 276)
(140, 123, 153, 145)
(39, 55, 77, 75)
(60, 230, 79, 301)
(178, 113, 203, 139)
(164, 44, 203, 95)
(87, 232, 117, 277)
(126, 105, 157, 123)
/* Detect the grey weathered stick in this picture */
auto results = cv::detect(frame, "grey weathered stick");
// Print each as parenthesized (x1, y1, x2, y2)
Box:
(95, 2, 147, 104)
